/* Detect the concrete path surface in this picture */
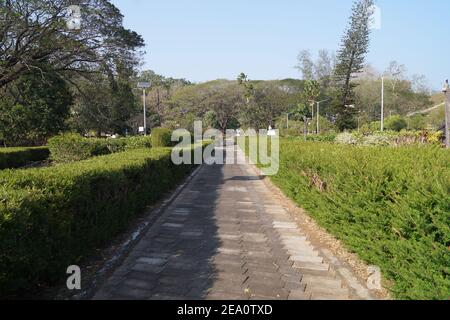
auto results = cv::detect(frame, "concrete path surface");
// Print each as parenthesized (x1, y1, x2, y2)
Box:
(93, 146, 370, 300)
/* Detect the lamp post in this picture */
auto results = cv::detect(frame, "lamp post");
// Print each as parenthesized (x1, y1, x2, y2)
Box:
(381, 71, 401, 131)
(443, 80, 450, 148)
(286, 113, 292, 130)
(316, 99, 330, 135)
(381, 76, 385, 131)
(137, 82, 151, 135)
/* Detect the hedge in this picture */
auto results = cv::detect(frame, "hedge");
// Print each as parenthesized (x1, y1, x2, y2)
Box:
(247, 139, 449, 300)
(48, 133, 152, 163)
(0, 145, 202, 297)
(0, 147, 50, 170)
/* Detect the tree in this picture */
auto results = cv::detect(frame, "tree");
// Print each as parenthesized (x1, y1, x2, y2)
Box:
(302, 80, 320, 111)
(315, 50, 334, 87)
(206, 82, 244, 132)
(168, 80, 244, 133)
(0, 0, 144, 88)
(203, 110, 218, 129)
(69, 60, 138, 135)
(333, 0, 374, 131)
(0, 66, 72, 145)
(296, 50, 314, 80)
(237, 72, 254, 104)
(239, 82, 290, 129)
(137, 70, 191, 125)
(411, 74, 430, 94)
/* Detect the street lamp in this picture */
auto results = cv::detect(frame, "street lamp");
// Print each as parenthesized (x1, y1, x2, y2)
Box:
(443, 79, 449, 148)
(316, 99, 330, 135)
(381, 70, 401, 131)
(286, 112, 293, 130)
(137, 82, 151, 135)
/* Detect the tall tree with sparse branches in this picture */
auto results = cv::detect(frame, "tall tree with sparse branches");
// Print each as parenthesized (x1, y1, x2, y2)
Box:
(296, 50, 314, 80)
(333, 0, 374, 130)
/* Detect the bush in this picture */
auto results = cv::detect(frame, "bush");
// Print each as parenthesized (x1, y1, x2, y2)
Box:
(0, 145, 203, 297)
(47, 133, 108, 163)
(48, 134, 153, 163)
(335, 132, 359, 145)
(360, 121, 381, 134)
(151, 128, 173, 147)
(361, 133, 391, 146)
(335, 130, 444, 147)
(123, 135, 152, 150)
(385, 115, 408, 132)
(0, 147, 50, 170)
(256, 140, 449, 300)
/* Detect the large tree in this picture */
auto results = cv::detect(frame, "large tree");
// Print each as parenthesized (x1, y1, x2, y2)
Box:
(168, 80, 245, 132)
(333, 0, 374, 130)
(0, 65, 72, 145)
(137, 70, 191, 126)
(240, 82, 290, 129)
(0, 0, 144, 88)
(296, 50, 314, 80)
(69, 60, 138, 135)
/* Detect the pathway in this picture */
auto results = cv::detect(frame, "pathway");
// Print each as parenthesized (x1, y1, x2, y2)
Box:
(94, 146, 367, 300)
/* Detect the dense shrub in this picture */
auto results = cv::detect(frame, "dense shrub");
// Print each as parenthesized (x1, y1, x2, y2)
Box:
(335, 132, 359, 145)
(122, 135, 152, 150)
(0, 147, 50, 170)
(261, 140, 449, 300)
(335, 130, 444, 147)
(151, 128, 173, 147)
(48, 134, 152, 163)
(0, 145, 202, 297)
(48, 133, 109, 163)
(385, 115, 408, 132)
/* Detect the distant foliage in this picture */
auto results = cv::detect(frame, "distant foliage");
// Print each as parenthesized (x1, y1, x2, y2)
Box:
(151, 128, 173, 148)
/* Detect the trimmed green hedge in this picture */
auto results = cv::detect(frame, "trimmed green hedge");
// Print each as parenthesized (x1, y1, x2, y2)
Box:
(249, 139, 449, 300)
(48, 134, 152, 163)
(0, 146, 201, 297)
(0, 147, 50, 170)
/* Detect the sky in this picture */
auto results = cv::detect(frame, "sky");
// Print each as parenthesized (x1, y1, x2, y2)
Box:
(111, 0, 449, 90)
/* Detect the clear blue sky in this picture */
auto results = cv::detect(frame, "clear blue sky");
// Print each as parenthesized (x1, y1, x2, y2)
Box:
(111, 0, 449, 90)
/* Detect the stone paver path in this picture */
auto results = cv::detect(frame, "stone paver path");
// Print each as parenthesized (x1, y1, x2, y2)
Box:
(94, 146, 355, 300)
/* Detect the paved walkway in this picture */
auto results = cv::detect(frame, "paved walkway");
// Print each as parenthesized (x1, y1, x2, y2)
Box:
(94, 147, 356, 300)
